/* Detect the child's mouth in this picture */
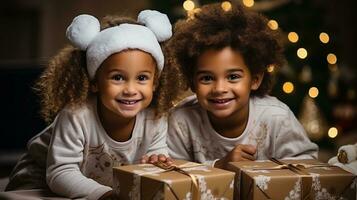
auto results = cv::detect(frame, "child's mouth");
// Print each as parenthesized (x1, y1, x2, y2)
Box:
(117, 99, 140, 105)
(209, 98, 233, 104)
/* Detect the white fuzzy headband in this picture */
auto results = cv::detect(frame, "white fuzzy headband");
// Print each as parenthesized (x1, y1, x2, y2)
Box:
(66, 10, 172, 79)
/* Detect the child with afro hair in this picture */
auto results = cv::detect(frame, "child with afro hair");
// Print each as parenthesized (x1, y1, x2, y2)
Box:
(165, 2, 318, 169)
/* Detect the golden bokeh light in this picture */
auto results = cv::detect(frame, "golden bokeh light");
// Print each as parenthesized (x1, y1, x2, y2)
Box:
(319, 32, 330, 44)
(328, 127, 338, 138)
(297, 48, 308, 59)
(327, 53, 337, 64)
(267, 20, 279, 30)
(309, 87, 319, 98)
(242, 0, 254, 7)
(221, 1, 232, 11)
(283, 82, 294, 94)
(288, 32, 299, 43)
(183, 0, 195, 11)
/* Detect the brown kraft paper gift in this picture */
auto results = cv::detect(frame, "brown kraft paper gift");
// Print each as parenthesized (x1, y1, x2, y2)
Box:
(227, 159, 356, 200)
(113, 160, 235, 200)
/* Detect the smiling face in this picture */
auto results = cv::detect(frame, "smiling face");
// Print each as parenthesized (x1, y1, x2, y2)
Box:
(92, 50, 156, 121)
(193, 47, 263, 121)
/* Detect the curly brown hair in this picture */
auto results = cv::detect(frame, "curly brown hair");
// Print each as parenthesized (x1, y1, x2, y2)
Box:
(35, 16, 170, 123)
(163, 2, 285, 105)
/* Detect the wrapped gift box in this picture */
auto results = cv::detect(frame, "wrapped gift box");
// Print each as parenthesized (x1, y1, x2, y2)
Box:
(113, 160, 235, 200)
(227, 159, 356, 200)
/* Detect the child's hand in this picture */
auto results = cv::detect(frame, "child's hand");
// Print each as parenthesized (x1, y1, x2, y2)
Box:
(141, 154, 173, 166)
(214, 144, 256, 169)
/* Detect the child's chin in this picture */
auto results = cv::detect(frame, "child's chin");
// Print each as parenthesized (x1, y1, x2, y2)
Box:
(118, 110, 141, 119)
(209, 110, 233, 119)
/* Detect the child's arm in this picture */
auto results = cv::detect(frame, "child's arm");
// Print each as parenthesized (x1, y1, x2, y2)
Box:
(273, 109, 318, 159)
(167, 112, 194, 161)
(141, 115, 173, 165)
(46, 110, 112, 200)
(214, 144, 256, 169)
(145, 115, 169, 156)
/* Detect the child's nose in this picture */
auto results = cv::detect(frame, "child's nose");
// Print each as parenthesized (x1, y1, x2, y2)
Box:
(123, 82, 138, 95)
(212, 79, 228, 93)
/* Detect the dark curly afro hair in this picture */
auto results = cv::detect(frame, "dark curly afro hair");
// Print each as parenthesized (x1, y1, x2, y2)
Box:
(163, 2, 285, 105)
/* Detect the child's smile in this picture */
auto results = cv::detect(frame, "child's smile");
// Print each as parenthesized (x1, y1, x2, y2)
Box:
(194, 47, 262, 121)
(117, 99, 141, 105)
(116, 98, 143, 110)
(208, 98, 235, 109)
(93, 50, 157, 120)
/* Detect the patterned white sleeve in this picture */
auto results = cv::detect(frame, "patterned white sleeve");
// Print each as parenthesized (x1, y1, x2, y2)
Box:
(273, 109, 318, 159)
(202, 159, 220, 167)
(46, 109, 111, 200)
(167, 111, 194, 161)
(146, 115, 169, 156)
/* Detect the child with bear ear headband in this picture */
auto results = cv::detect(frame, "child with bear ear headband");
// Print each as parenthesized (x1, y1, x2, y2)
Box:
(4, 10, 172, 200)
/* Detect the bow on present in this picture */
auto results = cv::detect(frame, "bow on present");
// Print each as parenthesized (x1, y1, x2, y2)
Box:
(146, 161, 202, 200)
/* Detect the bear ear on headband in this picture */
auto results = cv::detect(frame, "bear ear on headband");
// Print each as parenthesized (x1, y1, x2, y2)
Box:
(66, 14, 100, 50)
(138, 10, 172, 42)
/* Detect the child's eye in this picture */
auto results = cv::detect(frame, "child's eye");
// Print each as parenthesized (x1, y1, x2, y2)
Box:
(228, 74, 241, 81)
(111, 74, 124, 81)
(199, 75, 214, 83)
(137, 75, 149, 82)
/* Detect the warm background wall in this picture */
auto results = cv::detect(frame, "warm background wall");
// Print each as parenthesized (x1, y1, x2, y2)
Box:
(1, 0, 149, 64)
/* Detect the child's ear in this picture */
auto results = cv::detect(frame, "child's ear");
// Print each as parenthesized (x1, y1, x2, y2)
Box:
(251, 72, 264, 91)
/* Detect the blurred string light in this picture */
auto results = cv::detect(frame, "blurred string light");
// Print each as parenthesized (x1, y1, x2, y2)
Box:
(267, 20, 279, 30)
(242, 0, 254, 7)
(297, 48, 308, 59)
(328, 127, 338, 138)
(288, 32, 299, 43)
(327, 53, 337, 64)
(183, 0, 195, 11)
(283, 82, 294, 93)
(221, 1, 232, 11)
(319, 32, 330, 44)
(309, 87, 319, 98)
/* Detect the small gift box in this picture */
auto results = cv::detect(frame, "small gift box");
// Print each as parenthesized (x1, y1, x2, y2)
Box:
(113, 160, 235, 200)
(227, 159, 357, 200)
